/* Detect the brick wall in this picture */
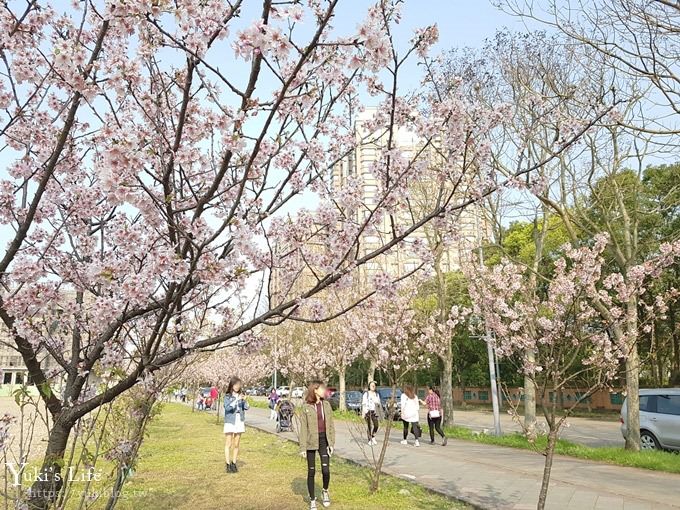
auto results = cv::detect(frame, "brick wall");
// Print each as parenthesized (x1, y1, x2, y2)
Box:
(452, 387, 625, 411)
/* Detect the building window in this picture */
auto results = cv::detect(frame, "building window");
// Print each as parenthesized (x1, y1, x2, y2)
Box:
(463, 390, 472, 401)
(3, 372, 12, 384)
(15, 372, 23, 385)
(478, 391, 489, 401)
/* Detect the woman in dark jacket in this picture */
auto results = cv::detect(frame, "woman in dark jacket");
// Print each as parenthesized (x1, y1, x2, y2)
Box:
(298, 380, 336, 509)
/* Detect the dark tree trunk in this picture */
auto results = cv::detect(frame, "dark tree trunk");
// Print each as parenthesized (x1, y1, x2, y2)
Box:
(28, 419, 72, 510)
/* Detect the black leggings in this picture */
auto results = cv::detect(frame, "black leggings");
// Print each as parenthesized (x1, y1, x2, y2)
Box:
(365, 411, 379, 440)
(306, 433, 330, 500)
(427, 415, 446, 442)
(402, 420, 421, 440)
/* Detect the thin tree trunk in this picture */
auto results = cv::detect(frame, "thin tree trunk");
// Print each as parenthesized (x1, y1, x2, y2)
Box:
(370, 383, 396, 493)
(441, 350, 454, 426)
(668, 302, 680, 383)
(537, 427, 558, 510)
(524, 350, 537, 436)
(339, 367, 347, 412)
(624, 297, 641, 451)
(367, 358, 376, 386)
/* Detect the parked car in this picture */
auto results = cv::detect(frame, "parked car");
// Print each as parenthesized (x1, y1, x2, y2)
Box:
(277, 386, 290, 397)
(246, 386, 266, 396)
(620, 388, 680, 451)
(291, 386, 305, 398)
(328, 391, 362, 413)
(377, 387, 403, 420)
(326, 387, 338, 398)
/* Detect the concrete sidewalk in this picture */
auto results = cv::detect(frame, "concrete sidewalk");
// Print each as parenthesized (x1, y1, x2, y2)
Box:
(245, 406, 680, 510)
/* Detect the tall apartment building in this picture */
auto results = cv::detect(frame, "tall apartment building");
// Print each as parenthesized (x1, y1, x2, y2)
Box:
(330, 108, 483, 286)
(270, 108, 486, 306)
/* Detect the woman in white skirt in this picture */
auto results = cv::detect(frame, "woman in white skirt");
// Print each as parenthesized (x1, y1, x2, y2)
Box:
(224, 376, 249, 473)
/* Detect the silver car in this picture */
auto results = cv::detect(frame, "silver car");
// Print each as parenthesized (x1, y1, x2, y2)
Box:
(620, 388, 680, 450)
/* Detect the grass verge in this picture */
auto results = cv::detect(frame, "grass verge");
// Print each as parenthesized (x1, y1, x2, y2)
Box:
(114, 403, 467, 510)
(441, 424, 680, 474)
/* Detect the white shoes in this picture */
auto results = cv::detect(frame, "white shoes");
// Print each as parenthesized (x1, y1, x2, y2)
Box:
(310, 500, 317, 510)
(400, 439, 408, 445)
(414, 440, 420, 447)
(322, 489, 331, 507)
(371, 437, 377, 445)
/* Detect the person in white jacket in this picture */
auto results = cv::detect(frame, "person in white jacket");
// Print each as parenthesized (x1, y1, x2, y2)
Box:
(361, 381, 382, 446)
(400, 384, 422, 447)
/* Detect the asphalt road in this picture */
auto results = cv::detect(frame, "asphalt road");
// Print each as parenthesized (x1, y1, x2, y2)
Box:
(254, 396, 623, 448)
(448, 407, 623, 448)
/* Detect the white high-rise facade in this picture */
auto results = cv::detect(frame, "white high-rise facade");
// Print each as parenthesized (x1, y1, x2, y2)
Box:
(331, 108, 483, 284)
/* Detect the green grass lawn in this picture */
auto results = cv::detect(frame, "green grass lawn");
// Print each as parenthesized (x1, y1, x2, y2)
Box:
(113, 404, 466, 510)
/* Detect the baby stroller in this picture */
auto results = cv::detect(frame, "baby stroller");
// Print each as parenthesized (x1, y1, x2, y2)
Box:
(276, 399, 295, 433)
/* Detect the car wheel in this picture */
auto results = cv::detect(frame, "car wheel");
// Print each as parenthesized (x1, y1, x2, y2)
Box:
(640, 430, 660, 450)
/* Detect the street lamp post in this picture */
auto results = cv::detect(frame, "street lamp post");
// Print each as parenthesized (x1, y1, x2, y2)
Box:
(474, 210, 502, 436)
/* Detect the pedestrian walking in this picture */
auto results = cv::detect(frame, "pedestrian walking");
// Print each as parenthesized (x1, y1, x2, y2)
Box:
(361, 381, 382, 445)
(268, 387, 280, 420)
(400, 384, 422, 447)
(421, 385, 447, 446)
(210, 385, 218, 410)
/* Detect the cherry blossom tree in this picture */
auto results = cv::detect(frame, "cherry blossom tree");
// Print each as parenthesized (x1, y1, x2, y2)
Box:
(0, 2, 613, 506)
(185, 347, 271, 391)
(467, 234, 680, 510)
(498, 0, 680, 453)
(342, 281, 438, 492)
(310, 317, 366, 411)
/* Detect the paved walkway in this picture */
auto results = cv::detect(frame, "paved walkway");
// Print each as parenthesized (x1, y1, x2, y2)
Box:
(244, 406, 680, 510)
(249, 396, 623, 448)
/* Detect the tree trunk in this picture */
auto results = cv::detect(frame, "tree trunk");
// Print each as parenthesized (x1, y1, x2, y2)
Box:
(367, 359, 376, 387)
(370, 383, 397, 493)
(524, 350, 537, 436)
(339, 367, 347, 412)
(537, 427, 558, 510)
(441, 350, 454, 426)
(28, 420, 72, 510)
(624, 297, 641, 451)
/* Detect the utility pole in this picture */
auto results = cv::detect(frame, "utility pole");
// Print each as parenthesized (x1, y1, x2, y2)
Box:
(475, 209, 502, 436)
(273, 329, 278, 389)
